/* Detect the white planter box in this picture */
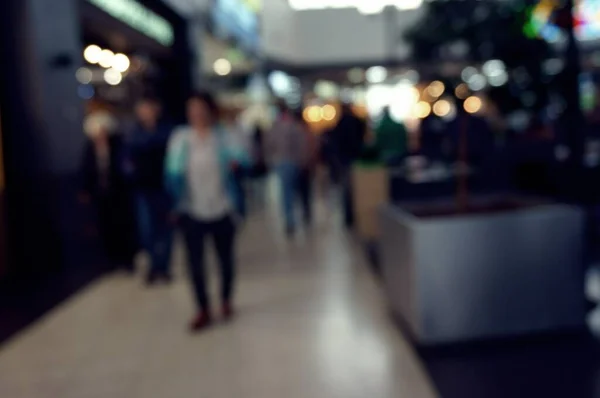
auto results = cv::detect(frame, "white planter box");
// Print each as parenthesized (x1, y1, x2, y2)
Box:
(379, 199, 586, 345)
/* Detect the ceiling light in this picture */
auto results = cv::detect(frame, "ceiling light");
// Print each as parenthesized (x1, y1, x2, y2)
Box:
(427, 81, 445, 98)
(304, 106, 322, 123)
(214, 58, 232, 76)
(84, 45, 102, 64)
(467, 74, 487, 91)
(455, 83, 470, 99)
(413, 101, 431, 119)
(461, 66, 478, 83)
(489, 71, 508, 87)
(433, 99, 451, 117)
(112, 53, 130, 73)
(321, 105, 337, 121)
(104, 68, 122, 85)
(76, 67, 93, 84)
(347, 68, 364, 84)
(482, 59, 505, 77)
(366, 66, 387, 84)
(464, 96, 483, 114)
(357, 0, 386, 14)
(390, 82, 420, 122)
(98, 49, 115, 68)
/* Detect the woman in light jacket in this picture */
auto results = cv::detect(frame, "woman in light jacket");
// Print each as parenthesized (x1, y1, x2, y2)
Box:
(165, 91, 250, 332)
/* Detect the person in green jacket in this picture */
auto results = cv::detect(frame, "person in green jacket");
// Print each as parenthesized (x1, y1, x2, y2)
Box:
(375, 107, 408, 164)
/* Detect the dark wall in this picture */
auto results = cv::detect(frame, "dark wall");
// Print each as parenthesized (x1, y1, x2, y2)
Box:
(140, 0, 193, 123)
(0, 0, 91, 278)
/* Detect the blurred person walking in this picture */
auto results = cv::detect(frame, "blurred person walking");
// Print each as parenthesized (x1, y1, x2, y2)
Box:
(125, 96, 174, 285)
(267, 102, 309, 237)
(165, 91, 249, 331)
(251, 125, 268, 179)
(375, 106, 408, 165)
(330, 104, 366, 228)
(222, 107, 249, 219)
(80, 111, 136, 271)
(294, 111, 318, 226)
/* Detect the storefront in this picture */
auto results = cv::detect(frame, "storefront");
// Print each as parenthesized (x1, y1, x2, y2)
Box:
(79, 0, 192, 121)
(0, 0, 191, 279)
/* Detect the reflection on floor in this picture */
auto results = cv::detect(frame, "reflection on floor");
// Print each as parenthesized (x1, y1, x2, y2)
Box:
(0, 199, 437, 398)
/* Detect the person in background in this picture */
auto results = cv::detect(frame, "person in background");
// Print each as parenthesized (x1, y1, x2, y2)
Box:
(294, 110, 318, 226)
(165, 91, 249, 332)
(267, 101, 309, 237)
(251, 124, 268, 179)
(125, 96, 174, 285)
(375, 106, 408, 165)
(80, 110, 136, 271)
(222, 106, 249, 219)
(246, 124, 269, 212)
(330, 103, 366, 228)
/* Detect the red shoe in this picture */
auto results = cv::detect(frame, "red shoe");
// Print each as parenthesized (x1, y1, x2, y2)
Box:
(222, 302, 235, 320)
(189, 311, 212, 332)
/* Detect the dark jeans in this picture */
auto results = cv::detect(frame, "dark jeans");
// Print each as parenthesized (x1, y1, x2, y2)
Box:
(297, 168, 313, 225)
(232, 168, 247, 219)
(340, 165, 354, 228)
(136, 191, 173, 275)
(181, 214, 236, 312)
(276, 162, 299, 230)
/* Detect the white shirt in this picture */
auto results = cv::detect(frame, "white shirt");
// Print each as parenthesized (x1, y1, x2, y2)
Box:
(186, 131, 231, 220)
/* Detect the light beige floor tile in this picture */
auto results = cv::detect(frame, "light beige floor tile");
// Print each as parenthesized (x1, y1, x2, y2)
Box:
(0, 193, 438, 398)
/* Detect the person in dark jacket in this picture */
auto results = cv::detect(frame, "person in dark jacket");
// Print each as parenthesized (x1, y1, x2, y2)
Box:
(375, 106, 408, 165)
(125, 97, 174, 284)
(330, 104, 366, 228)
(81, 111, 136, 271)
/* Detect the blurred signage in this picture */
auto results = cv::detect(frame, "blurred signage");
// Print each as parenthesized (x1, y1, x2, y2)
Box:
(242, 0, 261, 12)
(527, 0, 600, 42)
(577, 0, 600, 41)
(212, 0, 259, 53)
(87, 0, 174, 46)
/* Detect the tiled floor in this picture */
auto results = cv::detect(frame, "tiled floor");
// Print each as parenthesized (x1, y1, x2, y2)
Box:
(0, 195, 438, 398)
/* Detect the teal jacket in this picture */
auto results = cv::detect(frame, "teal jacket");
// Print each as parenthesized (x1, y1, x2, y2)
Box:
(375, 113, 408, 162)
(164, 125, 250, 215)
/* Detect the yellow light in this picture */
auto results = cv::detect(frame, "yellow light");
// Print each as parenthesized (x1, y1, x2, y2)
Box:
(321, 104, 336, 121)
(84, 45, 102, 64)
(112, 53, 130, 73)
(302, 108, 311, 123)
(410, 87, 421, 102)
(455, 83, 469, 100)
(413, 101, 431, 119)
(433, 100, 451, 117)
(427, 80, 445, 98)
(98, 49, 115, 68)
(303, 106, 322, 123)
(463, 96, 483, 114)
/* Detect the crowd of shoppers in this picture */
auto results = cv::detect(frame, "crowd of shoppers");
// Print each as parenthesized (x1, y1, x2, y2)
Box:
(80, 91, 258, 332)
(79, 92, 383, 332)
